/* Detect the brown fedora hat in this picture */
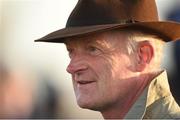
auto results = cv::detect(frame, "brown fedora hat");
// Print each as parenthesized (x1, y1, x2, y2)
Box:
(35, 0, 180, 43)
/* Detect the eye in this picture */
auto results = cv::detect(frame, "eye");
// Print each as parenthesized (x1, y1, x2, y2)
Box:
(66, 48, 74, 58)
(87, 45, 101, 55)
(67, 48, 72, 53)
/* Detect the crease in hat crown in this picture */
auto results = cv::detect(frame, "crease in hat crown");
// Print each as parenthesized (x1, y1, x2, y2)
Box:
(35, 0, 180, 43)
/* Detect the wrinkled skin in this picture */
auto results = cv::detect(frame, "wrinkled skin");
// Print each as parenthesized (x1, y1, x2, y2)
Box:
(65, 32, 140, 114)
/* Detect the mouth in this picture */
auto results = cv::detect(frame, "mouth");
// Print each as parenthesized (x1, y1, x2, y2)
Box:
(77, 81, 96, 86)
(78, 81, 95, 84)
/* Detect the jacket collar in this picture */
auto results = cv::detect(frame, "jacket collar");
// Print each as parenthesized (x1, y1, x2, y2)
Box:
(125, 70, 176, 119)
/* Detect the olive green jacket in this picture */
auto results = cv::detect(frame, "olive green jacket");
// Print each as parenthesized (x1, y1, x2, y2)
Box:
(125, 71, 180, 119)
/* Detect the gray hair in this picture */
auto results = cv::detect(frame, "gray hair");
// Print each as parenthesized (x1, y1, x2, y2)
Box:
(107, 29, 166, 70)
(125, 30, 166, 70)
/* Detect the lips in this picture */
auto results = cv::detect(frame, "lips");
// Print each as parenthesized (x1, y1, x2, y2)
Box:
(78, 81, 95, 85)
(73, 75, 96, 85)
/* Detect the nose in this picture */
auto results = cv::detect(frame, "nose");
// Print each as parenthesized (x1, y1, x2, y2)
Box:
(66, 58, 88, 74)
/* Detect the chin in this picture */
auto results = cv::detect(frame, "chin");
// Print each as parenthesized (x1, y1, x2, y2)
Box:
(77, 99, 103, 111)
(77, 100, 92, 109)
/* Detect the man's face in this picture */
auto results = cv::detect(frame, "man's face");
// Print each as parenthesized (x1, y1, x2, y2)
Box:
(65, 32, 138, 112)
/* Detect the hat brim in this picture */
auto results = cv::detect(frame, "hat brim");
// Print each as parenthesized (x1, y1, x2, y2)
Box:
(35, 21, 180, 43)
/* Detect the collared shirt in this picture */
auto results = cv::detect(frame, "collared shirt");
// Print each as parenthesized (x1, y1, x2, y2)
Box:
(125, 71, 180, 119)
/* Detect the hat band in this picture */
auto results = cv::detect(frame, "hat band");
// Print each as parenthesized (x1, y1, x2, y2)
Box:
(66, 18, 139, 27)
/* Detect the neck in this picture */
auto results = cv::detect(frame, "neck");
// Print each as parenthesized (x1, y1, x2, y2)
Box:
(101, 73, 157, 119)
(101, 97, 132, 119)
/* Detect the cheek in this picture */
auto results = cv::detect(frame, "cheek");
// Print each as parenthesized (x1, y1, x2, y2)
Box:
(93, 56, 118, 94)
(91, 53, 133, 90)
(93, 56, 114, 81)
(89, 57, 126, 105)
(111, 54, 133, 79)
(99, 54, 133, 94)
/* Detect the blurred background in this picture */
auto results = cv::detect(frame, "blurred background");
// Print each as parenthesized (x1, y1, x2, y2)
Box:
(0, 0, 180, 119)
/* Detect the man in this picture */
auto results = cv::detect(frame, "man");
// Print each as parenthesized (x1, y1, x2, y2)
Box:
(35, 0, 180, 119)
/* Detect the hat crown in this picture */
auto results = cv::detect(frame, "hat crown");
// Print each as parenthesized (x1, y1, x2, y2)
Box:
(66, 0, 159, 27)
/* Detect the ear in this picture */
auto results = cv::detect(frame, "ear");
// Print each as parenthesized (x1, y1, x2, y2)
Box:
(136, 41, 154, 72)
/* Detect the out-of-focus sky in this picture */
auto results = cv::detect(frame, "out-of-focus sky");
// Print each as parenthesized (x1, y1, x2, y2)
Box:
(1, 0, 180, 118)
